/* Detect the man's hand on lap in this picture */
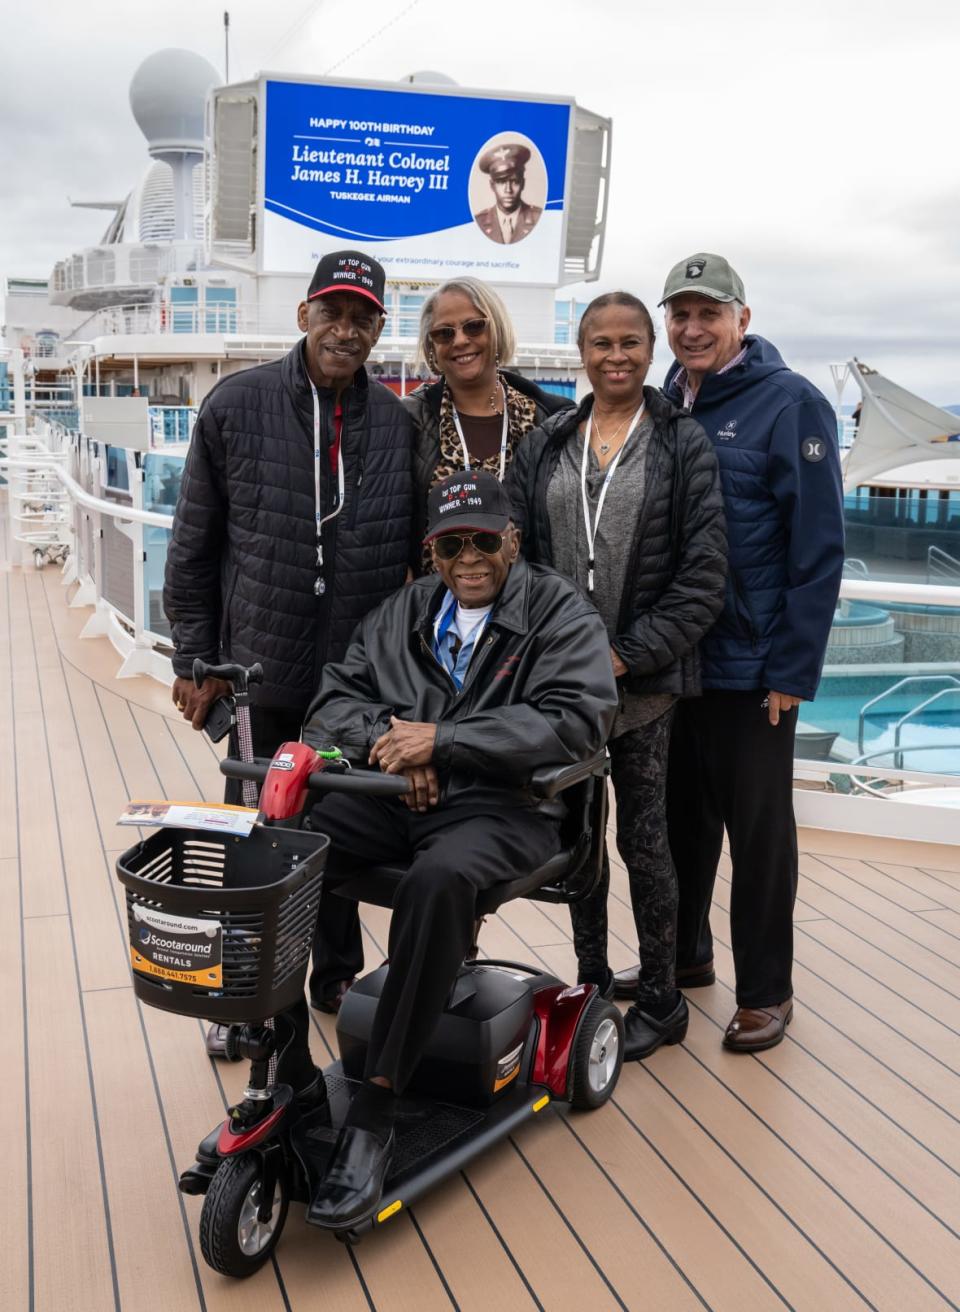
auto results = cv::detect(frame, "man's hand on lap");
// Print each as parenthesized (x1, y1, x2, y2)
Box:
(401, 765, 439, 812)
(369, 717, 437, 772)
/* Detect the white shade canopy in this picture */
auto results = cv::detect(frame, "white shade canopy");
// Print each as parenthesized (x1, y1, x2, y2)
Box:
(844, 360, 960, 490)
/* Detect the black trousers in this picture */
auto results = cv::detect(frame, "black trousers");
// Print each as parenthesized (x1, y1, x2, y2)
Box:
(222, 705, 303, 805)
(570, 710, 677, 1006)
(284, 793, 560, 1093)
(667, 690, 798, 1009)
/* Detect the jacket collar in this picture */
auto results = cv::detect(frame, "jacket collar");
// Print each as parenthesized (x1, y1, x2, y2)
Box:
(413, 556, 532, 639)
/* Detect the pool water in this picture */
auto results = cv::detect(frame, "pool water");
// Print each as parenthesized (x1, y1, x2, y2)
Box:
(799, 691, 960, 773)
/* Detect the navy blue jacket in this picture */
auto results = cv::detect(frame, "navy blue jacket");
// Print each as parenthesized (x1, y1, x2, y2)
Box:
(663, 336, 844, 701)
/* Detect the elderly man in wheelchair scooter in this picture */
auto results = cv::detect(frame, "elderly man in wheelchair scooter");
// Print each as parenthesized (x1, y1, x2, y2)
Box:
(275, 470, 618, 1229)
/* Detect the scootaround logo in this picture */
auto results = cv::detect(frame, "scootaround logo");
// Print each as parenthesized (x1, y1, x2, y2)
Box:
(686, 260, 705, 279)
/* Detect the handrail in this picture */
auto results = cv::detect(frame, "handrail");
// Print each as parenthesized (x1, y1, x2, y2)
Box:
(842, 558, 870, 579)
(893, 687, 960, 768)
(857, 673, 960, 754)
(845, 741, 960, 797)
(55, 465, 174, 529)
(839, 577, 960, 608)
(928, 544, 960, 584)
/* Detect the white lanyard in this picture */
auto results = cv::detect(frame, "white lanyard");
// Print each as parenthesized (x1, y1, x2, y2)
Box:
(310, 380, 345, 597)
(580, 402, 645, 593)
(451, 382, 509, 481)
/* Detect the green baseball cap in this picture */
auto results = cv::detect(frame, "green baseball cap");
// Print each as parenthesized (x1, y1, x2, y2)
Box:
(659, 252, 746, 306)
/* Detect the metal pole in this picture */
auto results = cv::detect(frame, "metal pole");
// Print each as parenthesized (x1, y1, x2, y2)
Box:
(829, 362, 850, 443)
(224, 11, 230, 83)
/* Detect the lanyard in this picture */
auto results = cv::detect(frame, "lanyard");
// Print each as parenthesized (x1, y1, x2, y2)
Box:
(580, 402, 645, 593)
(310, 380, 345, 597)
(451, 382, 509, 481)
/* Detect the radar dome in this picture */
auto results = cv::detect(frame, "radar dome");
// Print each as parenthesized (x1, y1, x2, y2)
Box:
(129, 49, 220, 156)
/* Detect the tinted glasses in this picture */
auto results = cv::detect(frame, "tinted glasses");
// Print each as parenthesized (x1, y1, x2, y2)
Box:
(431, 530, 505, 561)
(427, 317, 488, 346)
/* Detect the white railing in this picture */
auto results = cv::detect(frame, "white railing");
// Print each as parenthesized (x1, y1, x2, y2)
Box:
(5, 406, 960, 844)
(2, 416, 175, 683)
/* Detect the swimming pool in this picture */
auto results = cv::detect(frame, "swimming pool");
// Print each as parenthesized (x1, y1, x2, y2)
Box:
(799, 673, 960, 773)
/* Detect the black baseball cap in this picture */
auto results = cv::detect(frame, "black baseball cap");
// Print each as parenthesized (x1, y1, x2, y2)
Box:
(425, 471, 512, 540)
(306, 250, 386, 313)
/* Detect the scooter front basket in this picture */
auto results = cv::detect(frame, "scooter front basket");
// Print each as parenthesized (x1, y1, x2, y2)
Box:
(116, 826, 328, 1022)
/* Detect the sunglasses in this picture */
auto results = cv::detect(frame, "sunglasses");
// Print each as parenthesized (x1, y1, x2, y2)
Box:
(432, 530, 505, 561)
(427, 317, 488, 346)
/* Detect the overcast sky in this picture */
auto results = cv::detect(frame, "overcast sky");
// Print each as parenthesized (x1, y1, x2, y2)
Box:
(2, 0, 958, 402)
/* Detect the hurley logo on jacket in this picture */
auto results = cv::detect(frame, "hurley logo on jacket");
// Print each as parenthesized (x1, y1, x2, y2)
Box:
(717, 419, 738, 441)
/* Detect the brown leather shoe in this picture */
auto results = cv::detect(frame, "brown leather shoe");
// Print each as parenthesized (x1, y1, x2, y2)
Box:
(722, 1000, 793, 1052)
(613, 959, 715, 1000)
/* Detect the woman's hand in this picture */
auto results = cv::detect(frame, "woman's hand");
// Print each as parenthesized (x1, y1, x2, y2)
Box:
(611, 647, 629, 678)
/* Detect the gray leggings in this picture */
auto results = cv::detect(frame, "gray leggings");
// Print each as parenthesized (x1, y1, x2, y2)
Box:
(570, 707, 677, 1006)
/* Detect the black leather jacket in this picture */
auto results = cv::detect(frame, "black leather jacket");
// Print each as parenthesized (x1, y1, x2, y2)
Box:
(302, 558, 618, 813)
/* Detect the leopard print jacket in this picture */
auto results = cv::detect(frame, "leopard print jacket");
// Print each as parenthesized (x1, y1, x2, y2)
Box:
(420, 380, 539, 570)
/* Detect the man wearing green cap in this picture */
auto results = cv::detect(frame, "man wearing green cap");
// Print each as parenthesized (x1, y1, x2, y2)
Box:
(613, 253, 844, 1053)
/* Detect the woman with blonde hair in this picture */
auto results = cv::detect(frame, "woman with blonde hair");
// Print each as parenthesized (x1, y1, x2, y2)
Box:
(405, 277, 571, 558)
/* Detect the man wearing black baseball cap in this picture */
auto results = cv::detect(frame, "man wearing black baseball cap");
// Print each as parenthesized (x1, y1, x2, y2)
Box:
(279, 470, 617, 1228)
(612, 253, 844, 1054)
(164, 248, 414, 1049)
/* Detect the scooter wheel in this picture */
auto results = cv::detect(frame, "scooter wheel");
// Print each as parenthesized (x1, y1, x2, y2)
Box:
(569, 996, 624, 1110)
(199, 1152, 288, 1277)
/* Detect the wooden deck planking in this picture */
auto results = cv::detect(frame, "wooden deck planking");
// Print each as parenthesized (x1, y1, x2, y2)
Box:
(24, 916, 117, 1311)
(0, 856, 30, 1312)
(6, 560, 960, 1312)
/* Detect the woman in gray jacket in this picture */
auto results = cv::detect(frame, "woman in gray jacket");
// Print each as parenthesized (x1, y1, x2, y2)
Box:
(508, 291, 727, 1061)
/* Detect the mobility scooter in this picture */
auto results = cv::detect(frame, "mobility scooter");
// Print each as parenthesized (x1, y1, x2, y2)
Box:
(117, 661, 623, 1278)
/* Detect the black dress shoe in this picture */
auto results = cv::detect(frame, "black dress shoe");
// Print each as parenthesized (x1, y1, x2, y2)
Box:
(307, 1126, 395, 1230)
(623, 995, 689, 1061)
(614, 959, 715, 1000)
(309, 978, 356, 1015)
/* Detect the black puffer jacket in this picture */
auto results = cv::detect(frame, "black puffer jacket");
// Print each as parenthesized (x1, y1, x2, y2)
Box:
(506, 387, 727, 698)
(404, 369, 573, 547)
(163, 341, 413, 712)
(302, 558, 618, 814)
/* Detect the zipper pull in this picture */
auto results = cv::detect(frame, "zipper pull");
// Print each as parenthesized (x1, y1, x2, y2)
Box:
(357, 457, 364, 488)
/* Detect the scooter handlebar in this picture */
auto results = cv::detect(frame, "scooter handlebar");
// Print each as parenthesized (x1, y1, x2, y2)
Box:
(220, 757, 410, 797)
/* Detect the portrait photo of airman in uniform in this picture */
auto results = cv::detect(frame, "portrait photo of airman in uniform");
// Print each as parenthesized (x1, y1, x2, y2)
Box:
(472, 142, 544, 245)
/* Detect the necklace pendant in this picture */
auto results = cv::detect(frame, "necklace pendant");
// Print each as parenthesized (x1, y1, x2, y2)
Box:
(599, 442, 610, 455)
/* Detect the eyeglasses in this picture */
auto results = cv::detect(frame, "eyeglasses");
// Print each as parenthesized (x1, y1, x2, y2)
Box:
(427, 318, 488, 346)
(432, 530, 505, 561)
